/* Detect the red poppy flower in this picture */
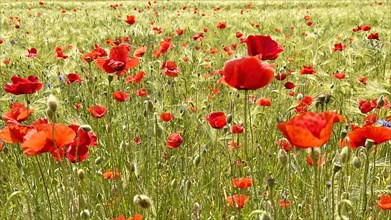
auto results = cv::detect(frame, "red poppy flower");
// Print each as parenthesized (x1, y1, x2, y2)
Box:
(222, 56, 274, 90)
(176, 29, 184, 35)
(22, 123, 76, 158)
(226, 194, 249, 209)
(0, 122, 31, 144)
(256, 97, 271, 106)
(228, 140, 241, 149)
(230, 124, 244, 134)
(133, 46, 147, 58)
(360, 25, 371, 31)
(166, 133, 183, 149)
(136, 88, 148, 97)
(160, 112, 174, 122)
(124, 71, 145, 84)
(358, 99, 376, 114)
(26, 48, 38, 58)
(333, 43, 346, 51)
(363, 114, 378, 125)
(277, 111, 343, 148)
(153, 41, 173, 58)
(104, 168, 121, 180)
(245, 35, 283, 60)
(87, 105, 107, 118)
(306, 154, 327, 167)
(4, 75, 43, 95)
(300, 65, 316, 74)
(216, 22, 227, 29)
(125, 15, 135, 25)
(378, 194, 391, 210)
(66, 73, 82, 84)
(333, 73, 346, 80)
(304, 15, 311, 20)
(280, 199, 291, 208)
(74, 104, 83, 110)
(67, 124, 97, 162)
(345, 125, 391, 149)
(283, 81, 295, 89)
(161, 61, 181, 77)
(112, 91, 130, 102)
(2, 103, 34, 123)
(368, 33, 379, 40)
(275, 73, 287, 81)
(96, 44, 140, 76)
(276, 139, 294, 151)
(206, 112, 227, 129)
(307, 22, 314, 26)
(54, 46, 68, 59)
(232, 178, 253, 189)
(359, 77, 368, 85)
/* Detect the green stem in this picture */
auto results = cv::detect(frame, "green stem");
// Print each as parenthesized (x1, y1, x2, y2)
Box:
(362, 150, 370, 218)
(243, 90, 248, 162)
(2, 191, 33, 220)
(312, 148, 321, 220)
(35, 157, 53, 220)
(331, 171, 335, 220)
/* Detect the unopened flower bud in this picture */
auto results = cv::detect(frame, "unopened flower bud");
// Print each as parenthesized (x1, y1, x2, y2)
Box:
(80, 124, 92, 132)
(145, 100, 154, 112)
(46, 108, 54, 120)
(95, 157, 103, 165)
(340, 147, 350, 163)
(376, 95, 385, 107)
(365, 139, 374, 150)
(77, 169, 85, 180)
(47, 94, 58, 112)
(133, 194, 152, 209)
(193, 154, 201, 166)
(277, 149, 288, 166)
(340, 129, 348, 139)
(296, 93, 304, 101)
(352, 156, 362, 169)
(260, 212, 273, 220)
(226, 114, 232, 124)
(80, 209, 90, 219)
(266, 177, 275, 188)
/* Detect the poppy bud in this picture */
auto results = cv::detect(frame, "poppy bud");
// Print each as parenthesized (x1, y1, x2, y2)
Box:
(193, 154, 201, 166)
(266, 177, 275, 188)
(47, 94, 58, 112)
(277, 149, 288, 166)
(170, 179, 177, 187)
(226, 114, 233, 124)
(77, 169, 85, 180)
(365, 139, 374, 150)
(386, 185, 391, 190)
(324, 94, 332, 104)
(143, 110, 148, 117)
(316, 94, 326, 104)
(352, 156, 362, 169)
(108, 74, 114, 83)
(340, 147, 350, 163)
(95, 156, 103, 165)
(97, 193, 103, 200)
(80, 209, 90, 219)
(46, 108, 54, 120)
(377, 95, 385, 107)
(133, 194, 152, 209)
(332, 159, 342, 174)
(145, 100, 154, 112)
(296, 93, 304, 101)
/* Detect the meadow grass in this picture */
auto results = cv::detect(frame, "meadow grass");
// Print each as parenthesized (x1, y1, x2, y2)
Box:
(0, 0, 390, 219)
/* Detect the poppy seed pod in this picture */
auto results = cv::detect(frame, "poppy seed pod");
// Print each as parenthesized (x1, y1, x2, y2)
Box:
(47, 94, 58, 112)
(133, 194, 152, 209)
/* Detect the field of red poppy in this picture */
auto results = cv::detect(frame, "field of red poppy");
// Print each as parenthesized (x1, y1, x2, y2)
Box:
(0, 0, 391, 219)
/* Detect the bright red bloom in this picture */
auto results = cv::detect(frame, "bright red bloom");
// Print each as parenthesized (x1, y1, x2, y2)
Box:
(232, 178, 253, 189)
(206, 112, 227, 129)
(153, 41, 173, 58)
(166, 133, 183, 149)
(87, 105, 107, 118)
(277, 111, 343, 148)
(112, 91, 130, 102)
(66, 73, 82, 84)
(82, 44, 108, 63)
(358, 99, 376, 114)
(0, 122, 32, 144)
(280, 199, 291, 208)
(360, 25, 371, 31)
(304, 15, 311, 20)
(161, 61, 181, 77)
(256, 97, 271, 106)
(368, 33, 379, 40)
(363, 113, 378, 125)
(359, 77, 368, 85)
(125, 15, 135, 25)
(124, 71, 145, 84)
(226, 194, 249, 209)
(276, 139, 294, 151)
(133, 46, 147, 58)
(275, 73, 287, 81)
(4, 75, 43, 95)
(222, 56, 274, 90)
(136, 88, 148, 97)
(245, 35, 283, 60)
(307, 22, 313, 26)
(160, 112, 174, 122)
(96, 44, 139, 76)
(333, 43, 346, 51)
(345, 125, 391, 149)
(378, 194, 391, 210)
(26, 48, 38, 58)
(67, 125, 97, 162)
(176, 29, 184, 35)
(54, 46, 68, 59)
(2, 103, 34, 123)
(22, 123, 76, 158)
(104, 168, 121, 180)
(230, 124, 244, 134)
(216, 22, 227, 29)
(236, 31, 243, 38)
(284, 81, 295, 89)
(333, 73, 346, 80)
(300, 65, 316, 74)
